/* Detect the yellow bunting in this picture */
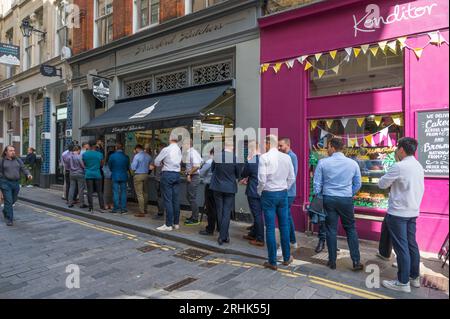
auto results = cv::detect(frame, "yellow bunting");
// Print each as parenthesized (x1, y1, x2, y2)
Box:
(370, 46, 379, 57)
(413, 48, 424, 59)
(329, 50, 338, 60)
(365, 135, 374, 146)
(273, 63, 282, 74)
(310, 120, 318, 130)
(387, 41, 397, 54)
(361, 44, 370, 54)
(326, 119, 334, 128)
(374, 116, 383, 126)
(315, 53, 323, 61)
(353, 48, 361, 58)
(392, 116, 402, 126)
(304, 60, 312, 70)
(397, 37, 407, 49)
(349, 138, 357, 147)
(331, 65, 340, 74)
(356, 117, 365, 127)
(260, 64, 269, 73)
(317, 69, 326, 78)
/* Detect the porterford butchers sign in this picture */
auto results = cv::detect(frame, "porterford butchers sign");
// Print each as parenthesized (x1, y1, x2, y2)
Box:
(0, 43, 20, 66)
(353, 2, 438, 37)
(417, 110, 449, 177)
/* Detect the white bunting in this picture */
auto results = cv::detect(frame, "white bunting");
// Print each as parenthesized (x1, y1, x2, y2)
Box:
(320, 129, 328, 139)
(387, 41, 397, 54)
(286, 59, 295, 69)
(340, 118, 349, 128)
(297, 56, 307, 64)
(379, 127, 389, 144)
(361, 44, 370, 54)
(345, 47, 353, 57)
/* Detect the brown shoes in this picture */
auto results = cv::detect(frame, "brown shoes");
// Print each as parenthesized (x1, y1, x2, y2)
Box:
(243, 234, 256, 240)
(263, 262, 278, 271)
(249, 239, 264, 247)
(134, 213, 146, 217)
(282, 256, 294, 266)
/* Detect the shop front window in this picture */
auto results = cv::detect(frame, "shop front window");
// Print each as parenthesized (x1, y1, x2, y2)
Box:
(309, 113, 404, 209)
(309, 45, 404, 97)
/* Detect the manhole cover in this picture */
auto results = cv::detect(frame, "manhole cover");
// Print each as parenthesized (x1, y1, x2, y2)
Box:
(292, 247, 328, 265)
(137, 245, 158, 253)
(164, 277, 197, 292)
(174, 248, 210, 262)
(422, 274, 449, 291)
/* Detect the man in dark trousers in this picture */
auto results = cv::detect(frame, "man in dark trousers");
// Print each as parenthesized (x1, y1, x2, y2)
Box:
(108, 143, 130, 214)
(198, 149, 218, 236)
(210, 140, 243, 245)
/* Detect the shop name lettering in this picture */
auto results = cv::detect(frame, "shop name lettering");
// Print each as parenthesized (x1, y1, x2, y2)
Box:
(135, 23, 223, 56)
(111, 125, 146, 133)
(353, 3, 438, 37)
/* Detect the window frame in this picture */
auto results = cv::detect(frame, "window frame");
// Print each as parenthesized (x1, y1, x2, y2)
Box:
(138, 0, 160, 30)
(95, 0, 114, 47)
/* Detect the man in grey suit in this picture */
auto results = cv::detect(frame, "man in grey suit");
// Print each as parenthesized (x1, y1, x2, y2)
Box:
(209, 140, 243, 245)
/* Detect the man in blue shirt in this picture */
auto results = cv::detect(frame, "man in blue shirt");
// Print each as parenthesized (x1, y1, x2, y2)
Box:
(82, 141, 105, 213)
(278, 138, 299, 253)
(131, 144, 152, 217)
(108, 143, 130, 214)
(313, 137, 363, 271)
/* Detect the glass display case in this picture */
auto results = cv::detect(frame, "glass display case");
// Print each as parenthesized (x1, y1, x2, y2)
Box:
(309, 113, 404, 209)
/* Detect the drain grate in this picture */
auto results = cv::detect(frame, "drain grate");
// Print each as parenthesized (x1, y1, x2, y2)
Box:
(137, 245, 158, 253)
(164, 277, 197, 292)
(199, 261, 219, 268)
(174, 248, 210, 262)
(292, 247, 328, 265)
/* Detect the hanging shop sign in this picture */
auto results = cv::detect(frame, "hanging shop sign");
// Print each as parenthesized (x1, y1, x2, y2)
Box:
(40, 64, 62, 78)
(57, 107, 68, 121)
(0, 43, 20, 66)
(417, 110, 449, 177)
(92, 77, 110, 102)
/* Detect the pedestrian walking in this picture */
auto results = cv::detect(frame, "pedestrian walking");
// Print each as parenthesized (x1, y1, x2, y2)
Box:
(313, 137, 363, 271)
(183, 139, 203, 226)
(210, 140, 243, 245)
(152, 135, 182, 231)
(68, 145, 88, 209)
(198, 149, 217, 236)
(258, 135, 296, 270)
(131, 144, 152, 217)
(278, 137, 299, 255)
(24, 147, 37, 187)
(83, 141, 105, 213)
(379, 137, 425, 293)
(241, 140, 264, 247)
(108, 143, 130, 214)
(0, 145, 32, 226)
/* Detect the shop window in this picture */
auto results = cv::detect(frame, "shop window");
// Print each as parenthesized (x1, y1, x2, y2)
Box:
(191, 0, 226, 13)
(125, 78, 153, 97)
(309, 46, 404, 97)
(95, 0, 113, 47)
(308, 113, 404, 209)
(155, 70, 188, 92)
(192, 61, 232, 86)
(139, 0, 160, 29)
(23, 30, 32, 70)
(56, 0, 69, 56)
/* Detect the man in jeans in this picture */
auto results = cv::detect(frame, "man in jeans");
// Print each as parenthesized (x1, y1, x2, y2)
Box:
(314, 137, 363, 271)
(183, 139, 203, 226)
(108, 143, 130, 214)
(68, 145, 87, 209)
(131, 144, 152, 217)
(82, 141, 105, 213)
(379, 137, 424, 293)
(258, 135, 296, 270)
(0, 145, 32, 226)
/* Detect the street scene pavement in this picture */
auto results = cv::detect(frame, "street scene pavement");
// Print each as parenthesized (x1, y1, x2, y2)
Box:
(0, 198, 448, 299)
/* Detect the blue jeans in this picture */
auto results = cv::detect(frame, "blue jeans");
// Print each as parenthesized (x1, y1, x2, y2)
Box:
(160, 172, 180, 227)
(385, 214, 420, 284)
(261, 190, 290, 266)
(288, 196, 297, 244)
(214, 191, 235, 241)
(247, 196, 264, 243)
(324, 196, 360, 264)
(112, 180, 127, 211)
(0, 178, 20, 222)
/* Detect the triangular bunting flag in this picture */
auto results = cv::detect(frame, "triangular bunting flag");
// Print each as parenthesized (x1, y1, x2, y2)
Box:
(340, 118, 349, 128)
(387, 135, 393, 147)
(365, 135, 374, 147)
(370, 46, 379, 57)
(320, 129, 328, 139)
(260, 64, 270, 73)
(356, 117, 365, 127)
(317, 69, 326, 78)
(326, 119, 334, 128)
(315, 53, 322, 61)
(331, 65, 340, 74)
(310, 120, 318, 130)
(361, 44, 370, 54)
(348, 137, 357, 147)
(379, 128, 389, 144)
(344, 55, 351, 62)
(329, 50, 338, 60)
(397, 37, 408, 49)
(413, 48, 424, 59)
(378, 41, 388, 52)
(286, 59, 295, 69)
(273, 63, 282, 74)
(393, 116, 402, 126)
(297, 56, 307, 64)
(345, 47, 353, 57)
(374, 116, 383, 126)
(387, 41, 397, 54)
(353, 48, 361, 58)
(304, 60, 312, 70)
(428, 31, 446, 46)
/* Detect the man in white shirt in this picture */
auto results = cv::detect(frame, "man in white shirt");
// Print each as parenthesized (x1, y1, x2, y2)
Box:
(258, 135, 296, 270)
(183, 139, 203, 226)
(152, 135, 182, 231)
(378, 137, 425, 293)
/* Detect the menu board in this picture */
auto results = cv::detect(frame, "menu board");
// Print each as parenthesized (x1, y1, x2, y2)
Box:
(417, 110, 449, 177)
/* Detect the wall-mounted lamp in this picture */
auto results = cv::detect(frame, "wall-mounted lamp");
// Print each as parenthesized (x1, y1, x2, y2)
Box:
(20, 18, 46, 39)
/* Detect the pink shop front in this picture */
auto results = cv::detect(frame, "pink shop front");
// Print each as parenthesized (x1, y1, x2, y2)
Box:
(259, 0, 449, 253)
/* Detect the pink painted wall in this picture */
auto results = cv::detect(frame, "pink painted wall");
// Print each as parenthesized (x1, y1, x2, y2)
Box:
(260, 0, 449, 252)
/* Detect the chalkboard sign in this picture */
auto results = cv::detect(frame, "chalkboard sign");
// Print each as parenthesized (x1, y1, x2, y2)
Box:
(417, 110, 449, 177)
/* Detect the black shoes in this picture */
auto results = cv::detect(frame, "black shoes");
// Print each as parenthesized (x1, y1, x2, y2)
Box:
(68, 204, 74, 208)
(217, 238, 224, 246)
(80, 205, 89, 209)
(199, 230, 214, 236)
(6, 220, 13, 226)
(352, 262, 364, 271)
(327, 261, 336, 270)
(315, 240, 326, 253)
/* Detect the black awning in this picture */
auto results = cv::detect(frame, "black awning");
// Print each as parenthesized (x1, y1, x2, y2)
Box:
(81, 82, 232, 136)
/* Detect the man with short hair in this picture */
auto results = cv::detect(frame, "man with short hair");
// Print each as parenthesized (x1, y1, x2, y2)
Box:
(108, 143, 130, 214)
(183, 139, 203, 226)
(68, 145, 87, 209)
(258, 135, 296, 270)
(314, 137, 363, 271)
(198, 149, 217, 236)
(131, 144, 152, 217)
(379, 137, 425, 293)
(83, 141, 105, 213)
(61, 144, 74, 202)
